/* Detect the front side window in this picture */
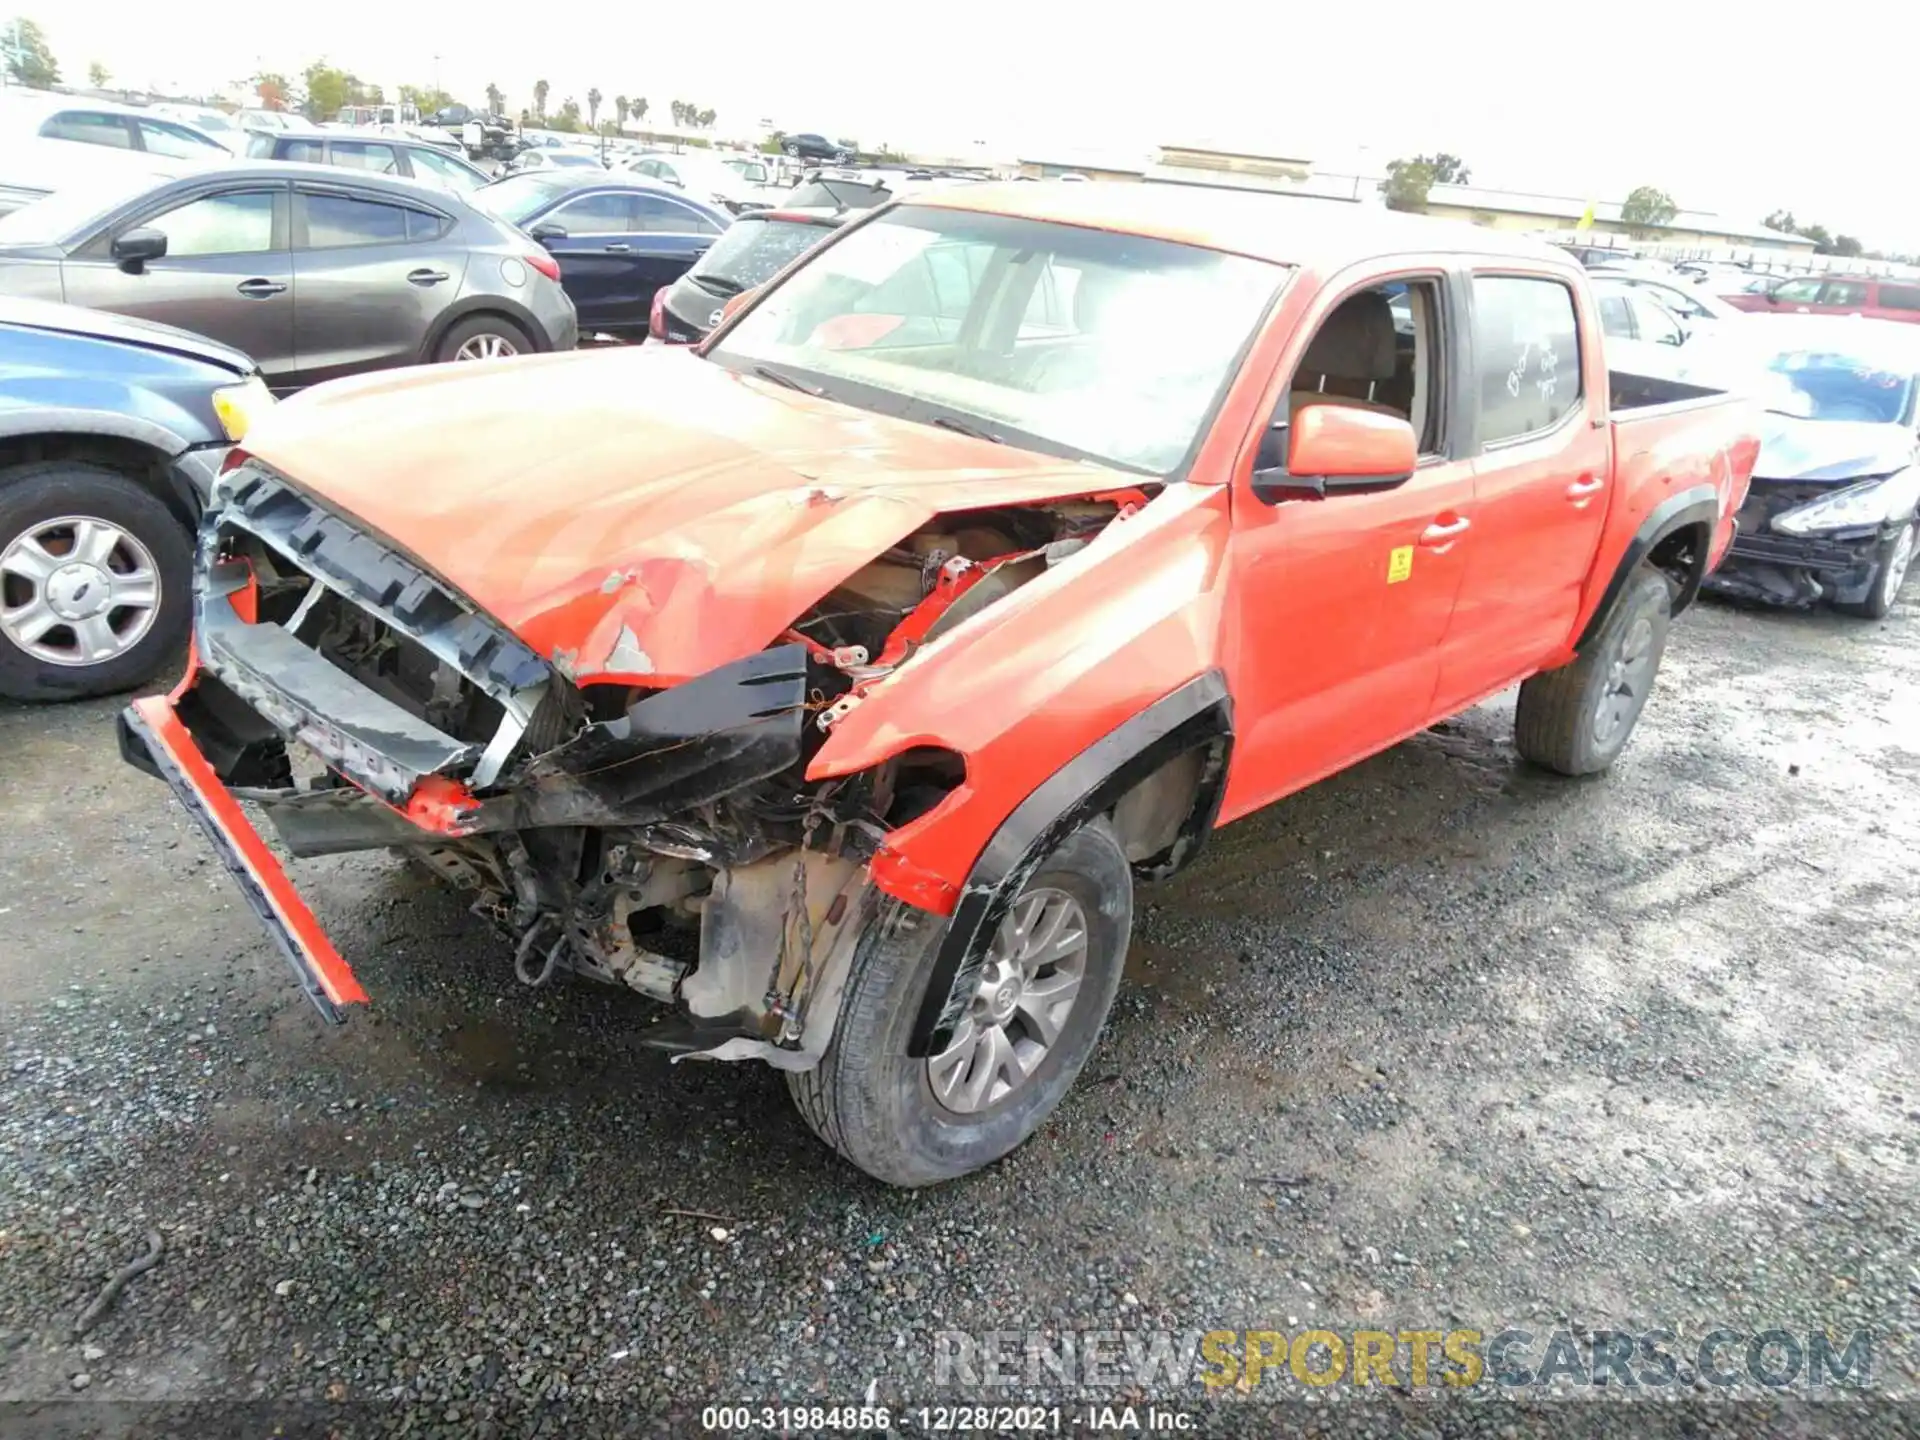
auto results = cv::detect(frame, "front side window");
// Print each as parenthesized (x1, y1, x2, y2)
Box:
(302, 193, 410, 247)
(137, 118, 224, 157)
(1472, 275, 1583, 444)
(549, 193, 636, 234)
(1772, 278, 1823, 303)
(409, 147, 482, 191)
(40, 112, 132, 149)
(140, 189, 277, 257)
(711, 205, 1285, 475)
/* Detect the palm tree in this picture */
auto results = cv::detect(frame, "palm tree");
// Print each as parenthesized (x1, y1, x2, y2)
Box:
(631, 97, 648, 125)
(614, 95, 628, 128)
(485, 82, 504, 116)
(586, 88, 602, 129)
(532, 79, 549, 121)
(697, 107, 715, 129)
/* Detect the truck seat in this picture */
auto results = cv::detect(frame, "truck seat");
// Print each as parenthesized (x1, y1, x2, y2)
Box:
(1289, 291, 1405, 420)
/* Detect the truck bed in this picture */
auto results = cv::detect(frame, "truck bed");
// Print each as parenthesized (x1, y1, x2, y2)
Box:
(1609, 368, 1728, 414)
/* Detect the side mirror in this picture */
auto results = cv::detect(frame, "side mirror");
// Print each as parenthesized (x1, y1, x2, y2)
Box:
(528, 222, 567, 244)
(111, 227, 168, 274)
(1252, 404, 1417, 504)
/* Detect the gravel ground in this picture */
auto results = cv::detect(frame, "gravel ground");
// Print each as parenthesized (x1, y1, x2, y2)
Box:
(1, 589, 1916, 1438)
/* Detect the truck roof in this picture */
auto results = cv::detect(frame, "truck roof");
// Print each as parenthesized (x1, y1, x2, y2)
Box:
(915, 180, 1572, 271)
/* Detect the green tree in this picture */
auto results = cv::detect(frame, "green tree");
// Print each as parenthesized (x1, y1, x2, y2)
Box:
(670, 99, 685, 126)
(1799, 223, 1834, 252)
(1831, 234, 1864, 258)
(1378, 157, 1437, 212)
(1763, 209, 1797, 234)
(2, 18, 60, 87)
(87, 59, 108, 88)
(399, 83, 454, 115)
(614, 95, 628, 128)
(554, 97, 581, 132)
(760, 128, 787, 155)
(1619, 185, 1679, 237)
(699, 108, 716, 128)
(303, 62, 352, 121)
(587, 87, 602, 129)
(533, 78, 549, 120)
(485, 82, 504, 116)
(1417, 152, 1471, 185)
(630, 96, 647, 125)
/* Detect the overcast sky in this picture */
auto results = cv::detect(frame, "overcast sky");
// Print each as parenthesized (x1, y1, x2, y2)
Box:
(24, 0, 1916, 249)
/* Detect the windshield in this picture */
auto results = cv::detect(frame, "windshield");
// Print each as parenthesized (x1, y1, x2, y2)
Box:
(0, 175, 149, 245)
(1753, 350, 1917, 423)
(711, 205, 1285, 476)
(472, 173, 571, 225)
(691, 216, 834, 293)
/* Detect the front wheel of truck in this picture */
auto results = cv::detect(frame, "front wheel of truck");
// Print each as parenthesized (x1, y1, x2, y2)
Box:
(787, 818, 1133, 1187)
(1513, 564, 1674, 777)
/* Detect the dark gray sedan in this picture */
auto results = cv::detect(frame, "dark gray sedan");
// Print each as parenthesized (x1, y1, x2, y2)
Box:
(0, 164, 578, 390)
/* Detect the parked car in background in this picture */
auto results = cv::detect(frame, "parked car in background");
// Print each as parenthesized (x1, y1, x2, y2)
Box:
(1592, 276, 1695, 381)
(245, 129, 492, 195)
(1724, 273, 1920, 324)
(1591, 271, 1743, 325)
(782, 132, 853, 163)
(473, 172, 725, 336)
(148, 104, 250, 155)
(0, 165, 577, 389)
(0, 94, 226, 217)
(626, 152, 780, 214)
(1554, 242, 1635, 269)
(1674, 316, 1919, 616)
(237, 109, 321, 138)
(652, 206, 844, 342)
(0, 297, 272, 700)
(506, 148, 606, 174)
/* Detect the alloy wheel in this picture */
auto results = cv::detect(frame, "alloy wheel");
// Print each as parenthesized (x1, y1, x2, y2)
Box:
(1593, 610, 1658, 748)
(926, 887, 1089, 1114)
(0, 515, 162, 668)
(454, 332, 519, 361)
(1880, 524, 1916, 610)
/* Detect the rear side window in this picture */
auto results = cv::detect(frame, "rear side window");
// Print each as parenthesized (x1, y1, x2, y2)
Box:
(281, 138, 325, 164)
(137, 118, 222, 158)
(1878, 283, 1920, 311)
(1472, 276, 1583, 444)
(329, 141, 402, 175)
(41, 112, 132, 149)
(303, 193, 411, 247)
(1596, 292, 1633, 338)
(634, 194, 721, 234)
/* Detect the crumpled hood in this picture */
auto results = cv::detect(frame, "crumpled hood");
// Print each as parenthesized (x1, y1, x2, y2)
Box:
(1753, 415, 1917, 484)
(240, 346, 1127, 683)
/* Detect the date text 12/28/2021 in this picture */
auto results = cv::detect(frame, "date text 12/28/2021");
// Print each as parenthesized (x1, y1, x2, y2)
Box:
(700, 1406, 1196, 1431)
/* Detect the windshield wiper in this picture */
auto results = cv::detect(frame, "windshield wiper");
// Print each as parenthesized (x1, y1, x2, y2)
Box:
(692, 273, 746, 298)
(926, 414, 1003, 444)
(749, 364, 823, 397)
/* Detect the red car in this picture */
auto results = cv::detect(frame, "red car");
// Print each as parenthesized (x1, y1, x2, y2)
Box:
(1722, 272, 1920, 323)
(120, 185, 1759, 1186)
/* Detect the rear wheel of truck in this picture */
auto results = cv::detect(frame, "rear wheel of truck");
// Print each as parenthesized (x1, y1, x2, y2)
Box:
(0, 461, 192, 703)
(1513, 564, 1673, 777)
(787, 818, 1133, 1187)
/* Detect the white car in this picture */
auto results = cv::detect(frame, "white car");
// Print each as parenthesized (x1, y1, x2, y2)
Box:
(1590, 270, 1745, 325)
(1593, 277, 1698, 382)
(626, 151, 782, 213)
(0, 93, 227, 216)
(147, 103, 249, 155)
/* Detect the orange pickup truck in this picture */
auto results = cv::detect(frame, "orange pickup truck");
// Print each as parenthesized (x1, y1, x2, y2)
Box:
(120, 184, 1758, 1186)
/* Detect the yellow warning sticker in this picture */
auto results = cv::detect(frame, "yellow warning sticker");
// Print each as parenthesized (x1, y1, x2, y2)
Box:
(1387, 545, 1414, 584)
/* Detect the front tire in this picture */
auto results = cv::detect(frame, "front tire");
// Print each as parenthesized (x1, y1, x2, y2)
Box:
(787, 818, 1133, 1187)
(1514, 564, 1674, 776)
(0, 461, 192, 703)
(1837, 520, 1915, 619)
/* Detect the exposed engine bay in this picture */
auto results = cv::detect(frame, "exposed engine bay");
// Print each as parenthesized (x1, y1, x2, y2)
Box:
(191, 464, 1145, 1063)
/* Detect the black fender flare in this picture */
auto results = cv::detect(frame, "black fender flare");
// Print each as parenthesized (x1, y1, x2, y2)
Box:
(1576, 483, 1719, 651)
(417, 294, 556, 362)
(905, 672, 1234, 1058)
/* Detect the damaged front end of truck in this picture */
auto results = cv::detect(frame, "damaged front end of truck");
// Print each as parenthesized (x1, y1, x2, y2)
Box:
(120, 455, 1148, 1067)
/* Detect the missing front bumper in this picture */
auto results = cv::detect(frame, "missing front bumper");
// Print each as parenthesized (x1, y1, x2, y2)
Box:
(118, 695, 367, 1023)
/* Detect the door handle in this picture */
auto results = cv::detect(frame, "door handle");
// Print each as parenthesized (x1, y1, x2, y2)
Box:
(235, 278, 287, 298)
(603, 242, 632, 253)
(1566, 475, 1605, 498)
(406, 268, 450, 285)
(1420, 516, 1471, 545)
